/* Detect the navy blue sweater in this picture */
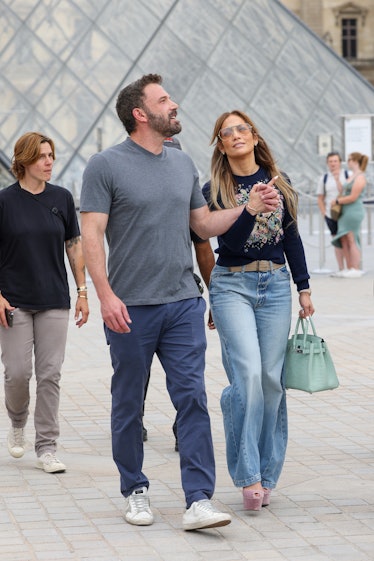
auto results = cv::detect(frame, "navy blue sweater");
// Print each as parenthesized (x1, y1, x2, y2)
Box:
(202, 168, 310, 291)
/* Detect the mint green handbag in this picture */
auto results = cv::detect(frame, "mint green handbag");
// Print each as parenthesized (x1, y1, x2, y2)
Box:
(285, 317, 339, 393)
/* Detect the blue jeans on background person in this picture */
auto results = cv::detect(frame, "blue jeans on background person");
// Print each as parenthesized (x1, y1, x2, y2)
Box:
(209, 264, 291, 490)
(105, 297, 216, 508)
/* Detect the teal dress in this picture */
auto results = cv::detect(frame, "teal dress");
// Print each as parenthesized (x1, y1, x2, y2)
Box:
(331, 176, 365, 249)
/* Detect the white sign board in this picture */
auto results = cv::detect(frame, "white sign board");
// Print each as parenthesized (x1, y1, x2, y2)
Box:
(343, 116, 372, 160)
(317, 133, 333, 156)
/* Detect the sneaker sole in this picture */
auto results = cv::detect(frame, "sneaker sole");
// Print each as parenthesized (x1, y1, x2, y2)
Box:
(183, 517, 231, 531)
(36, 462, 66, 473)
(124, 514, 154, 526)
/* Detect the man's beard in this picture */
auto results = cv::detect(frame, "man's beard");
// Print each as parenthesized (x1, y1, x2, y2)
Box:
(144, 109, 182, 137)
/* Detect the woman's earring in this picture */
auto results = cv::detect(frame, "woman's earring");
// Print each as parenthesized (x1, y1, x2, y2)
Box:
(221, 151, 225, 155)
(254, 142, 258, 147)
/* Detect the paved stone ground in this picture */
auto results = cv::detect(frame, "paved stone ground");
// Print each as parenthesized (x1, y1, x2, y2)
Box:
(0, 214, 373, 561)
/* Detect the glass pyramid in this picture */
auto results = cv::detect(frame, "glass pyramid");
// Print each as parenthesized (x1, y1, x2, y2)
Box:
(1, 0, 373, 196)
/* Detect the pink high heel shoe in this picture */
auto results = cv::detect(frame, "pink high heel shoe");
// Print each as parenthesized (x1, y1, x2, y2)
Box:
(242, 488, 264, 511)
(262, 488, 272, 507)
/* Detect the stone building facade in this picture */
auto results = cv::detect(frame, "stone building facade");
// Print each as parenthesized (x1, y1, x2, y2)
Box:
(281, 0, 374, 84)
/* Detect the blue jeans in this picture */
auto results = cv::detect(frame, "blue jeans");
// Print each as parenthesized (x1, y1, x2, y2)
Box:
(105, 297, 216, 508)
(209, 265, 291, 489)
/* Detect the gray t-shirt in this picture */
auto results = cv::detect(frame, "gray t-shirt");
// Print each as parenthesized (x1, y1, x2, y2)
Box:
(80, 137, 206, 305)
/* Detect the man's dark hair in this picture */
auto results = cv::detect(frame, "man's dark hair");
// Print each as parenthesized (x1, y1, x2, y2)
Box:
(326, 151, 342, 161)
(116, 73, 162, 134)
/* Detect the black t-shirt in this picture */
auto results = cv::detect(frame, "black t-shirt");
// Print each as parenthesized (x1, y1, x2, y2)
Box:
(0, 182, 80, 309)
(190, 229, 205, 244)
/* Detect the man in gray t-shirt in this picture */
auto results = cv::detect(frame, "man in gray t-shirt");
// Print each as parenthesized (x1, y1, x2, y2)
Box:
(81, 135, 204, 305)
(81, 74, 280, 531)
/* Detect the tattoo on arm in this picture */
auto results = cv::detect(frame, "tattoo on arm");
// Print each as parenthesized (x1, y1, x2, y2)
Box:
(66, 236, 80, 249)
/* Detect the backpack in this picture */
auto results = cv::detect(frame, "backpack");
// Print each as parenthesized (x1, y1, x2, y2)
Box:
(323, 170, 349, 196)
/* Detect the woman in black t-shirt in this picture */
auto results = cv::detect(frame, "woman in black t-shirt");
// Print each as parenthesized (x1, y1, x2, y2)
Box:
(0, 132, 89, 473)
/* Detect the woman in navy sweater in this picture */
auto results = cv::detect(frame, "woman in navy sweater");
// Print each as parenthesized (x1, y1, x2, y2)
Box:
(203, 110, 314, 511)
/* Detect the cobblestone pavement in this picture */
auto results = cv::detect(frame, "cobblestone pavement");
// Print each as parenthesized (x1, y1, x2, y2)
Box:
(0, 216, 373, 561)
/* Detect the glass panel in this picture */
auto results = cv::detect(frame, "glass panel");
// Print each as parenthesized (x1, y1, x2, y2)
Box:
(0, 0, 372, 195)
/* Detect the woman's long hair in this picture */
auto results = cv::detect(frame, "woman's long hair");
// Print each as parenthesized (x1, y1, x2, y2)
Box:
(209, 110, 298, 222)
(349, 151, 369, 172)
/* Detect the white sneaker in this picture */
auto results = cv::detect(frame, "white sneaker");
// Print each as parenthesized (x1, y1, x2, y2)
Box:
(125, 487, 154, 526)
(341, 268, 365, 278)
(8, 427, 26, 458)
(183, 499, 231, 531)
(36, 452, 66, 473)
(330, 269, 347, 278)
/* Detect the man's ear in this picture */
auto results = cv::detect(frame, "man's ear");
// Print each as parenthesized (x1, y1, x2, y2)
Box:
(132, 107, 147, 122)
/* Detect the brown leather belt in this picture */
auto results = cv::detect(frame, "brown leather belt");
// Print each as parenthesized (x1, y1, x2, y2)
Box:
(229, 260, 284, 272)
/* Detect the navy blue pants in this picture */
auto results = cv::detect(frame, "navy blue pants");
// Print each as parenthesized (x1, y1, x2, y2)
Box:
(105, 297, 216, 508)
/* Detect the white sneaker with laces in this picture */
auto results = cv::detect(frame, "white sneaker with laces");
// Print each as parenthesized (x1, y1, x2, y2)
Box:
(36, 452, 66, 473)
(8, 427, 26, 458)
(125, 487, 154, 526)
(183, 499, 231, 531)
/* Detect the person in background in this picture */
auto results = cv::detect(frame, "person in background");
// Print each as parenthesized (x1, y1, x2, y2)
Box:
(142, 230, 215, 449)
(162, 136, 216, 330)
(316, 152, 349, 273)
(331, 151, 368, 278)
(203, 110, 314, 512)
(162, 136, 216, 321)
(142, 137, 216, 449)
(80, 74, 277, 530)
(0, 132, 89, 473)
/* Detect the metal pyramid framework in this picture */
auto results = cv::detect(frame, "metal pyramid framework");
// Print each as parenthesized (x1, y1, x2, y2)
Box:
(1, 0, 373, 196)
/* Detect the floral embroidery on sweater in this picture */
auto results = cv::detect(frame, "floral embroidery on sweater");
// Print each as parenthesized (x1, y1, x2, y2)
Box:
(235, 182, 284, 251)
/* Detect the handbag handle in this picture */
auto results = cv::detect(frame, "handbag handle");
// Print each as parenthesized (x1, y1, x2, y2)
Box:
(293, 316, 317, 336)
(291, 317, 319, 351)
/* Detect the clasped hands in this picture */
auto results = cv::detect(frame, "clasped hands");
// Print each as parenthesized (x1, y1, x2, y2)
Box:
(246, 176, 280, 215)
